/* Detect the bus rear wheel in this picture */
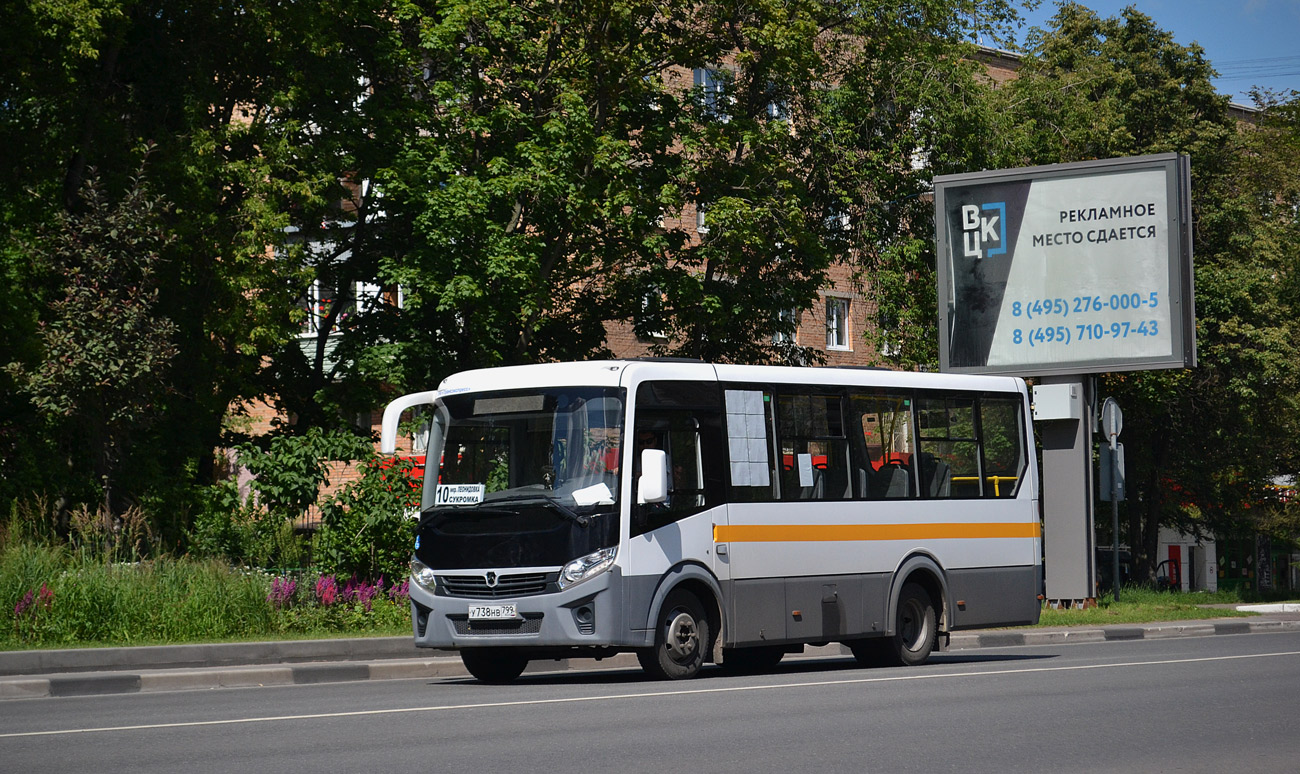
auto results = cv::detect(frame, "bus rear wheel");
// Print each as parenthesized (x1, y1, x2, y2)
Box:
(460, 648, 528, 683)
(638, 589, 710, 680)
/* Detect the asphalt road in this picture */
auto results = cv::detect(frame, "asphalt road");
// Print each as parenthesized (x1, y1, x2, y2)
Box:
(3, 631, 1298, 773)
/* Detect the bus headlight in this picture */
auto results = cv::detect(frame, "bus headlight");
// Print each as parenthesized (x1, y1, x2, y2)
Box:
(558, 546, 617, 590)
(410, 558, 437, 591)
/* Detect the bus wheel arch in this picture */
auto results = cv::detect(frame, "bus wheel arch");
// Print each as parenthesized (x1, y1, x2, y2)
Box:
(639, 564, 723, 678)
(886, 554, 948, 664)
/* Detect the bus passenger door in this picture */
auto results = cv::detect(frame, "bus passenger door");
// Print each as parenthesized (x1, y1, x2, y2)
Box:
(625, 381, 728, 611)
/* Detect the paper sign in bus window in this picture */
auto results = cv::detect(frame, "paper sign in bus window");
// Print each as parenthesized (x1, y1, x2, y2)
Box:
(725, 389, 771, 487)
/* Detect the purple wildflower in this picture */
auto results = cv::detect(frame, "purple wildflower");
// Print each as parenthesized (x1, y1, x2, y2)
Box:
(267, 577, 297, 609)
(388, 579, 410, 603)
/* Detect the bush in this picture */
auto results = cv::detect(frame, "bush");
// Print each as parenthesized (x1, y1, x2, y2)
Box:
(187, 480, 311, 571)
(315, 455, 418, 582)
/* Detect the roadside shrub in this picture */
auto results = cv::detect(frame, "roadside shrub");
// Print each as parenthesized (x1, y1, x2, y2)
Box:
(236, 427, 372, 523)
(187, 481, 310, 571)
(315, 455, 418, 582)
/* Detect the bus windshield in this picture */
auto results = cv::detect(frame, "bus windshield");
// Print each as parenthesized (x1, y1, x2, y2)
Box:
(417, 386, 624, 570)
(423, 386, 625, 511)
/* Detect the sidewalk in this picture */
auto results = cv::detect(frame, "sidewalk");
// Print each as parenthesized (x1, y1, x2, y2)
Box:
(3, 606, 1298, 700)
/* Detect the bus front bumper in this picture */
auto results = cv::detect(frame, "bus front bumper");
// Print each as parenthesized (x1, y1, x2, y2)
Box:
(409, 570, 627, 650)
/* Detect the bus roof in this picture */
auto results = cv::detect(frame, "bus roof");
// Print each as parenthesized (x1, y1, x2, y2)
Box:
(436, 360, 1027, 396)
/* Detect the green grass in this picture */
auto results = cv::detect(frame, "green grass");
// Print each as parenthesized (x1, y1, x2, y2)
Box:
(1033, 586, 1269, 627)
(2, 541, 410, 651)
(3, 540, 1294, 650)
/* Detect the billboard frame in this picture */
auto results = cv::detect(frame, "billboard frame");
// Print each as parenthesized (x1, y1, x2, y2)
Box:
(934, 153, 1195, 377)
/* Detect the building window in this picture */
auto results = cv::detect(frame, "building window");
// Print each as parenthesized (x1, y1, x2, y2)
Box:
(695, 203, 709, 235)
(637, 286, 668, 340)
(300, 280, 384, 338)
(694, 67, 730, 122)
(826, 296, 851, 351)
(773, 308, 799, 345)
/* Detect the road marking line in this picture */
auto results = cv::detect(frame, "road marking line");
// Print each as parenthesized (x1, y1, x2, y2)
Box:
(5, 649, 1299, 739)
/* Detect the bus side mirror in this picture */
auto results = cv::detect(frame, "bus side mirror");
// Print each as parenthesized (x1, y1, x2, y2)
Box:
(638, 449, 668, 504)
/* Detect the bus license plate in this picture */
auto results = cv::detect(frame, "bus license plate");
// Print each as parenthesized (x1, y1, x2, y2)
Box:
(468, 604, 518, 620)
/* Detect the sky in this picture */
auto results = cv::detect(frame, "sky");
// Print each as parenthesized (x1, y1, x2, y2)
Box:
(1012, 0, 1300, 105)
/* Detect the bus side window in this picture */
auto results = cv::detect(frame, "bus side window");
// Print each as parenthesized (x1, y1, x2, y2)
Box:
(848, 392, 915, 500)
(776, 391, 851, 501)
(916, 396, 979, 498)
(978, 397, 1027, 498)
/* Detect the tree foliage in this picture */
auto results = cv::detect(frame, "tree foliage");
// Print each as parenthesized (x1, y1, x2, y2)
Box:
(984, 4, 1300, 576)
(5, 165, 178, 514)
(298, 0, 1026, 389)
(1, 0, 385, 523)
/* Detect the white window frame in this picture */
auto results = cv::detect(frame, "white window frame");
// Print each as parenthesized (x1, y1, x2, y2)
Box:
(826, 296, 851, 351)
(773, 308, 799, 345)
(694, 67, 731, 123)
(300, 279, 386, 338)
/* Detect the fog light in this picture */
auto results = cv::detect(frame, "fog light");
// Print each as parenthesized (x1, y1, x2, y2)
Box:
(574, 604, 596, 635)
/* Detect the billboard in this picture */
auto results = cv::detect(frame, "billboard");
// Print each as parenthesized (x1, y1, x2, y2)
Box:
(934, 154, 1195, 376)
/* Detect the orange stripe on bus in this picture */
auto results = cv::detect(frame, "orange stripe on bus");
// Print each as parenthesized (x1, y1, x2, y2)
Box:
(712, 522, 1041, 543)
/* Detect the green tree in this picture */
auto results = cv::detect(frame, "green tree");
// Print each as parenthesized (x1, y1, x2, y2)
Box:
(5, 166, 178, 518)
(0, 1, 387, 528)
(988, 4, 1300, 579)
(328, 0, 1027, 388)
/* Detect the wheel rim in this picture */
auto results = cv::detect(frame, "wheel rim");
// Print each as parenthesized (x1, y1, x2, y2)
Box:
(898, 597, 928, 652)
(665, 608, 700, 663)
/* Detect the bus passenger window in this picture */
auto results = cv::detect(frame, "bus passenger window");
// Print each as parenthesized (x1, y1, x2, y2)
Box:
(979, 397, 1026, 498)
(916, 397, 979, 498)
(725, 389, 777, 502)
(849, 393, 915, 499)
(777, 392, 851, 501)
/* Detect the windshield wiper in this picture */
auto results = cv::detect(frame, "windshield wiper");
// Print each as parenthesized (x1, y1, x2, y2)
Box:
(478, 493, 590, 526)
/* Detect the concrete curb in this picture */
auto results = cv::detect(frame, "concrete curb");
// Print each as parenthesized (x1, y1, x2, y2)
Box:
(3, 618, 1298, 700)
(0, 636, 422, 676)
(946, 617, 1300, 652)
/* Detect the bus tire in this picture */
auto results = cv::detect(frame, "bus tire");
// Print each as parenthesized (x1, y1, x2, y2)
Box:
(887, 583, 937, 666)
(638, 589, 710, 680)
(460, 648, 528, 683)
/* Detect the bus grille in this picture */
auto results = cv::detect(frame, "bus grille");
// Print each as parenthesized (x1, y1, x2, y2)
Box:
(439, 572, 555, 598)
(450, 613, 544, 635)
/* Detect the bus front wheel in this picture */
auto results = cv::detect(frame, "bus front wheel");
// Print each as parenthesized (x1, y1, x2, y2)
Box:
(887, 583, 937, 666)
(639, 589, 710, 680)
(460, 648, 528, 683)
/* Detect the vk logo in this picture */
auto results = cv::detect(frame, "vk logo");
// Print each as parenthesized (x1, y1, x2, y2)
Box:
(961, 202, 1007, 260)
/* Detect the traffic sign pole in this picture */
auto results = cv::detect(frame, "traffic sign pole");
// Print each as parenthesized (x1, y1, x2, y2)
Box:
(1102, 398, 1123, 603)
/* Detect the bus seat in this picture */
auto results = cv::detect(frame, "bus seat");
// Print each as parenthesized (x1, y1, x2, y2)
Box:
(919, 453, 950, 498)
